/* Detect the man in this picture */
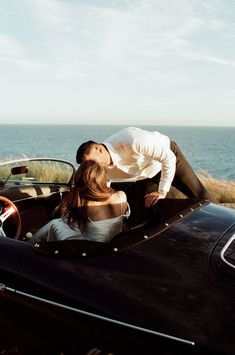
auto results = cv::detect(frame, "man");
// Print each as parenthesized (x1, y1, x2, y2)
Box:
(76, 126, 215, 207)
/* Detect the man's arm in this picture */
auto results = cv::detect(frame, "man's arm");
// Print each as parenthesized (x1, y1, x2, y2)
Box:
(133, 129, 176, 193)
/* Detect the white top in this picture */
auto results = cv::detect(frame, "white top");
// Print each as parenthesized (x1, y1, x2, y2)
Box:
(31, 218, 82, 242)
(83, 203, 130, 242)
(31, 204, 130, 243)
(103, 126, 176, 192)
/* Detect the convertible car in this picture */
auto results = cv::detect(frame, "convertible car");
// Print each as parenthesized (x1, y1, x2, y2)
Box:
(0, 158, 235, 355)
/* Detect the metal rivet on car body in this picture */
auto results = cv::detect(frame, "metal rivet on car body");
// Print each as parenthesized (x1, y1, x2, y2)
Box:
(164, 223, 169, 227)
(179, 214, 184, 218)
(54, 250, 59, 254)
(190, 208, 194, 211)
(144, 235, 148, 239)
(113, 248, 118, 252)
(82, 252, 87, 257)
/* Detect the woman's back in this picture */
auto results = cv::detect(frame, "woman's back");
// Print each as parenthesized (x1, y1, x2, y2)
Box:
(31, 162, 130, 243)
(31, 191, 130, 243)
(83, 191, 130, 242)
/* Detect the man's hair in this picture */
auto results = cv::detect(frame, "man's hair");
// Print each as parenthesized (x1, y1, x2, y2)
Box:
(76, 140, 98, 164)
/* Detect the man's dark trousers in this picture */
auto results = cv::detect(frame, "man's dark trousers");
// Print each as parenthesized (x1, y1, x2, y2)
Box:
(146, 141, 216, 202)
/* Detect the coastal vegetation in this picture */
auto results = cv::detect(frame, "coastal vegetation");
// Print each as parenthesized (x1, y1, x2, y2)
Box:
(1, 160, 234, 204)
(169, 171, 235, 204)
(199, 172, 235, 204)
(0, 159, 73, 184)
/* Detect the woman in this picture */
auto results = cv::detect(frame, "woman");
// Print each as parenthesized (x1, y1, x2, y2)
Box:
(31, 160, 130, 243)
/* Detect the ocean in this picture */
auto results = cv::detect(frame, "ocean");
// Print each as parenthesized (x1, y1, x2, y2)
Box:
(0, 124, 234, 181)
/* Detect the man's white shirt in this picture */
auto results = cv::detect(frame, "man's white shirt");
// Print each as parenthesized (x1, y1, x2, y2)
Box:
(103, 127, 176, 192)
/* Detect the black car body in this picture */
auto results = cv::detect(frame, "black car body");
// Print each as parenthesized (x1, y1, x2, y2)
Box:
(0, 158, 235, 355)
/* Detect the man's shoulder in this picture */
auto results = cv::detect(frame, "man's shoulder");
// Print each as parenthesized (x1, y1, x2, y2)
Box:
(104, 127, 145, 143)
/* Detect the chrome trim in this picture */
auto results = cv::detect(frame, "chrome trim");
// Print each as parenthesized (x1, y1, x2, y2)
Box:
(4, 286, 194, 346)
(0, 283, 6, 291)
(220, 233, 235, 269)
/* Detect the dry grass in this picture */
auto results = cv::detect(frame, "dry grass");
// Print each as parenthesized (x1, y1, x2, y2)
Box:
(0, 160, 73, 184)
(1, 160, 235, 203)
(168, 171, 235, 203)
(199, 171, 235, 203)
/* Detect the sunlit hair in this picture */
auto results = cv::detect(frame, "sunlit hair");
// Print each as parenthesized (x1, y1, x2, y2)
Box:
(59, 160, 114, 229)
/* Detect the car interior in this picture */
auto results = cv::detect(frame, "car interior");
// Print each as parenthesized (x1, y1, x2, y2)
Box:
(0, 160, 205, 243)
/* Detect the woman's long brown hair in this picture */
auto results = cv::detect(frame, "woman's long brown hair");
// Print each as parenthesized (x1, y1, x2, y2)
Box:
(59, 160, 114, 229)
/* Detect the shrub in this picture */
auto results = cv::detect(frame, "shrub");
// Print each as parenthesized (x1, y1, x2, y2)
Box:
(168, 171, 235, 203)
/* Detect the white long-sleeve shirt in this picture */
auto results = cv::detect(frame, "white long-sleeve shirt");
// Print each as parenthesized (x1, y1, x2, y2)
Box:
(103, 127, 176, 192)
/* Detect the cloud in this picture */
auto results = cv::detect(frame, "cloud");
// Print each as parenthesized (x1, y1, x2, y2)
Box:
(1, 0, 234, 80)
(180, 50, 235, 67)
(0, 33, 23, 61)
(0, 33, 46, 71)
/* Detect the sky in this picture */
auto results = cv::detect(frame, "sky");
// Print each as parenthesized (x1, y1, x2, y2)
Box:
(0, 0, 235, 126)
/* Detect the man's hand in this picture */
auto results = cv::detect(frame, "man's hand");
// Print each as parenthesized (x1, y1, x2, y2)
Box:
(144, 191, 167, 207)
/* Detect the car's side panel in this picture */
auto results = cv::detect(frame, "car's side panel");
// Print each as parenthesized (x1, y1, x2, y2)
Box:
(0, 203, 235, 354)
(10, 204, 235, 354)
(0, 238, 32, 352)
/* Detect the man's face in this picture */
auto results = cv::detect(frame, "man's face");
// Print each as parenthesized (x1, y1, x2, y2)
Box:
(83, 144, 110, 165)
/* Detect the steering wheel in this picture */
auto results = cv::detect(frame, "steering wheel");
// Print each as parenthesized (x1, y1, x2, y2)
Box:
(0, 196, 22, 239)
